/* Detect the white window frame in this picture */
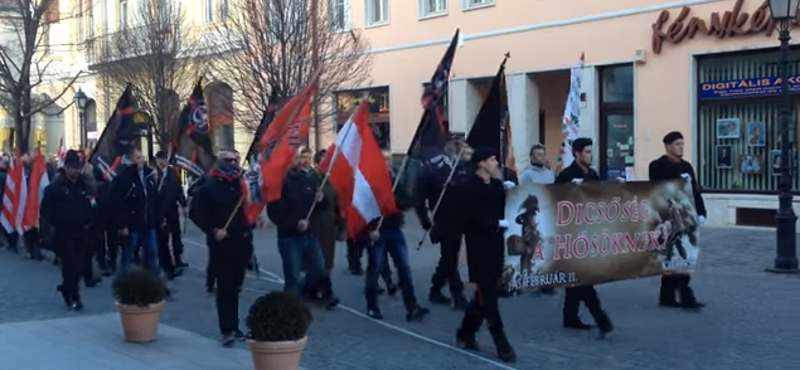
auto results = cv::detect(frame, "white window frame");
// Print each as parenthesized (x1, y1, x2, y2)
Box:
(419, 0, 446, 19)
(204, 0, 214, 23)
(461, 0, 495, 11)
(220, 0, 229, 21)
(119, 0, 128, 30)
(329, 0, 351, 32)
(364, 0, 388, 27)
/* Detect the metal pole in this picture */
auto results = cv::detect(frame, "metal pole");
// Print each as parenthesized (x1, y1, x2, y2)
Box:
(770, 25, 799, 273)
(147, 121, 155, 165)
(310, 0, 321, 150)
(79, 111, 85, 148)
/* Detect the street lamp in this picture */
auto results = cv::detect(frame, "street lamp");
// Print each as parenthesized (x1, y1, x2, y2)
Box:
(768, 0, 799, 273)
(74, 88, 88, 148)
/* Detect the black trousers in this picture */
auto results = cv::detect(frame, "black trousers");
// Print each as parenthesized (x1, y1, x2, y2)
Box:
(58, 232, 88, 298)
(210, 235, 253, 333)
(460, 282, 504, 335)
(347, 239, 363, 269)
(23, 229, 40, 257)
(97, 229, 119, 271)
(659, 274, 697, 304)
(431, 232, 464, 293)
(563, 285, 611, 327)
(156, 223, 178, 274)
(206, 247, 216, 290)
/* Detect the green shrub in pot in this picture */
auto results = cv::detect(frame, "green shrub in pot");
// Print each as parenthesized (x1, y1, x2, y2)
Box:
(112, 270, 167, 307)
(246, 291, 313, 342)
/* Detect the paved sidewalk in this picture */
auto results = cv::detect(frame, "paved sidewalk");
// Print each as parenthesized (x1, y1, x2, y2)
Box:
(0, 313, 307, 370)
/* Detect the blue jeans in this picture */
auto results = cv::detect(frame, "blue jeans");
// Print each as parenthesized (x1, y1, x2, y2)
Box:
(278, 233, 325, 294)
(365, 229, 417, 311)
(120, 229, 160, 276)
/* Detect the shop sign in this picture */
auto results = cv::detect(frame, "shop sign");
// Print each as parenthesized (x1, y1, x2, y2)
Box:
(698, 76, 800, 99)
(651, 0, 799, 55)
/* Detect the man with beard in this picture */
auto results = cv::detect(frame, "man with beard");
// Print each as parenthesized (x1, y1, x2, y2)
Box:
(41, 150, 97, 309)
(455, 147, 515, 363)
(191, 149, 255, 346)
(110, 148, 161, 276)
(154, 151, 188, 279)
(414, 138, 470, 310)
(518, 143, 556, 295)
(648, 131, 706, 310)
(266, 147, 327, 299)
(555, 137, 613, 337)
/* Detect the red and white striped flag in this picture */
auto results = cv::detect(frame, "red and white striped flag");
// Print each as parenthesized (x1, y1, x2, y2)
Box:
(320, 100, 397, 238)
(23, 149, 49, 231)
(1, 157, 28, 234)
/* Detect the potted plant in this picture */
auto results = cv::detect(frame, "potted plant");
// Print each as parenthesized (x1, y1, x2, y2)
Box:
(112, 270, 167, 343)
(246, 292, 313, 370)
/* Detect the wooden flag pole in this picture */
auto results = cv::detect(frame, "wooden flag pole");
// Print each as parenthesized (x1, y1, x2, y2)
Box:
(416, 145, 467, 249)
(372, 154, 411, 234)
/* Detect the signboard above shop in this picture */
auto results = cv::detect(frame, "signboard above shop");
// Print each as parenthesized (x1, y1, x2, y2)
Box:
(698, 76, 800, 99)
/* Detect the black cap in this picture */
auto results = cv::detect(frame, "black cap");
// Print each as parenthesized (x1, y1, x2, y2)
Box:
(471, 147, 495, 164)
(662, 131, 683, 144)
(155, 150, 168, 159)
(64, 150, 82, 169)
(572, 137, 593, 154)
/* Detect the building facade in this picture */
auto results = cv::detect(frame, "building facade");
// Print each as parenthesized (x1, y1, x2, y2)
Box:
(341, 0, 800, 228)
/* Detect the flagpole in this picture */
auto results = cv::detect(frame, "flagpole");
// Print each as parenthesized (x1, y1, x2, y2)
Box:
(416, 145, 466, 249)
(303, 97, 362, 221)
(373, 154, 411, 232)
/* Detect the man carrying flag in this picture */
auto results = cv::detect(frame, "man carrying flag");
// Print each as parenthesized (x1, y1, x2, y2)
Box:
(173, 78, 216, 177)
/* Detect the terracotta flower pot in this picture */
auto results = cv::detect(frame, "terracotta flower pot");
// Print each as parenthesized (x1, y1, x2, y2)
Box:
(248, 336, 308, 370)
(116, 300, 165, 343)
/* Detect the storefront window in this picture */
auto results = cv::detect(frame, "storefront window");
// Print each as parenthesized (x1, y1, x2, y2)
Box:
(696, 49, 800, 192)
(598, 64, 634, 179)
(334, 86, 390, 149)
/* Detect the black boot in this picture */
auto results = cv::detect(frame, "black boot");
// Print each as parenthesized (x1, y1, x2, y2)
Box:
(594, 311, 614, 339)
(489, 326, 516, 363)
(405, 305, 430, 322)
(563, 319, 593, 330)
(455, 306, 482, 351)
(679, 285, 705, 310)
(56, 285, 72, 308)
(455, 328, 479, 351)
(428, 287, 450, 305)
(451, 292, 470, 310)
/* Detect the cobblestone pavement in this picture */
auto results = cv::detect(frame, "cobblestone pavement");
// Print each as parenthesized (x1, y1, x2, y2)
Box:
(1, 217, 798, 370)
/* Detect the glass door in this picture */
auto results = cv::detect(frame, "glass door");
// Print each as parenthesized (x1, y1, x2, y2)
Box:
(600, 112, 634, 180)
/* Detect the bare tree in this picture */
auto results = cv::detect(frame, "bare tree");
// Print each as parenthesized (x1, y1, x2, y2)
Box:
(93, 0, 195, 147)
(0, 0, 82, 153)
(208, 0, 372, 134)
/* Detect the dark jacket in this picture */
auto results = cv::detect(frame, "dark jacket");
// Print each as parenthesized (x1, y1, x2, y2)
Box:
(368, 169, 413, 232)
(0, 167, 7, 200)
(462, 174, 506, 285)
(555, 162, 600, 184)
(310, 169, 344, 247)
(648, 155, 707, 217)
(190, 169, 252, 239)
(266, 168, 327, 239)
(155, 166, 187, 221)
(41, 172, 97, 236)
(414, 160, 472, 238)
(109, 164, 159, 232)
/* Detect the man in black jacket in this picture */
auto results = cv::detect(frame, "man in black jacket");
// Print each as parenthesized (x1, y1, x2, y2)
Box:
(648, 131, 706, 310)
(190, 149, 254, 346)
(363, 151, 430, 321)
(555, 137, 614, 337)
(41, 150, 97, 310)
(455, 148, 516, 363)
(266, 148, 327, 297)
(110, 148, 161, 275)
(154, 151, 187, 279)
(414, 144, 471, 310)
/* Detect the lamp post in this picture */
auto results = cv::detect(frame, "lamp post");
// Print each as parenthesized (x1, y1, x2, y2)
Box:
(74, 88, 88, 148)
(768, 0, 800, 273)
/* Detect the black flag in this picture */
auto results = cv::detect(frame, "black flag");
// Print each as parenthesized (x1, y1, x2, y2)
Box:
(90, 84, 138, 180)
(466, 54, 509, 165)
(246, 88, 279, 166)
(172, 78, 215, 176)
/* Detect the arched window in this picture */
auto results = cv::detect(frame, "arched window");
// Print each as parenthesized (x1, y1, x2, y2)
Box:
(205, 81, 234, 151)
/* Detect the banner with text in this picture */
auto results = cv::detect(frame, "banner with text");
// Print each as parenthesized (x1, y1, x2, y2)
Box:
(502, 180, 700, 293)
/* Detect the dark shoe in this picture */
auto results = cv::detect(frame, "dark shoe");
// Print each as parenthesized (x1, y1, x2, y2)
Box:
(57, 285, 72, 307)
(233, 330, 246, 341)
(490, 328, 516, 363)
(681, 301, 705, 310)
(326, 297, 340, 310)
(206, 285, 215, 294)
(220, 332, 237, 347)
(563, 321, 593, 330)
(177, 260, 189, 268)
(406, 306, 430, 322)
(85, 277, 101, 288)
(349, 266, 363, 276)
(595, 312, 614, 339)
(428, 288, 450, 305)
(366, 308, 383, 320)
(659, 300, 681, 308)
(452, 293, 470, 310)
(71, 296, 84, 311)
(455, 328, 480, 351)
(101, 268, 114, 277)
(386, 283, 398, 296)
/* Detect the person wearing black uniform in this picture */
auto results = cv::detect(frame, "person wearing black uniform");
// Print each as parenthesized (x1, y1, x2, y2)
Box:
(455, 147, 516, 363)
(648, 131, 706, 310)
(414, 147, 471, 310)
(41, 150, 97, 310)
(154, 150, 187, 279)
(190, 149, 255, 346)
(555, 137, 614, 337)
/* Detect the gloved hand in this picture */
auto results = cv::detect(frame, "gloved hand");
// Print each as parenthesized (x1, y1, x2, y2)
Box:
(421, 220, 432, 231)
(498, 219, 509, 229)
(680, 173, 692, 182)
(503, 181, 515, 190)
(572, 178, 584, 185)
(698, 215, 706, 225)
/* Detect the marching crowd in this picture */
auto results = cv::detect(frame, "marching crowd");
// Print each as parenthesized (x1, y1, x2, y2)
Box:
(0, 129, 707, 364)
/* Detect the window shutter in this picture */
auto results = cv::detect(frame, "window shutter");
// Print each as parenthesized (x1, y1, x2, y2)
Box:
(344, 0, 351, 30)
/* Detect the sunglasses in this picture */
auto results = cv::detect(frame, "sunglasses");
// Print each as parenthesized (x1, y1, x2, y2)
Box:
(222, 158, 238, 163)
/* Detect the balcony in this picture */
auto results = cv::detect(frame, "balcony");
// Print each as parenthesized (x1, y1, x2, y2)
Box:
(85, 26, 175, 68)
